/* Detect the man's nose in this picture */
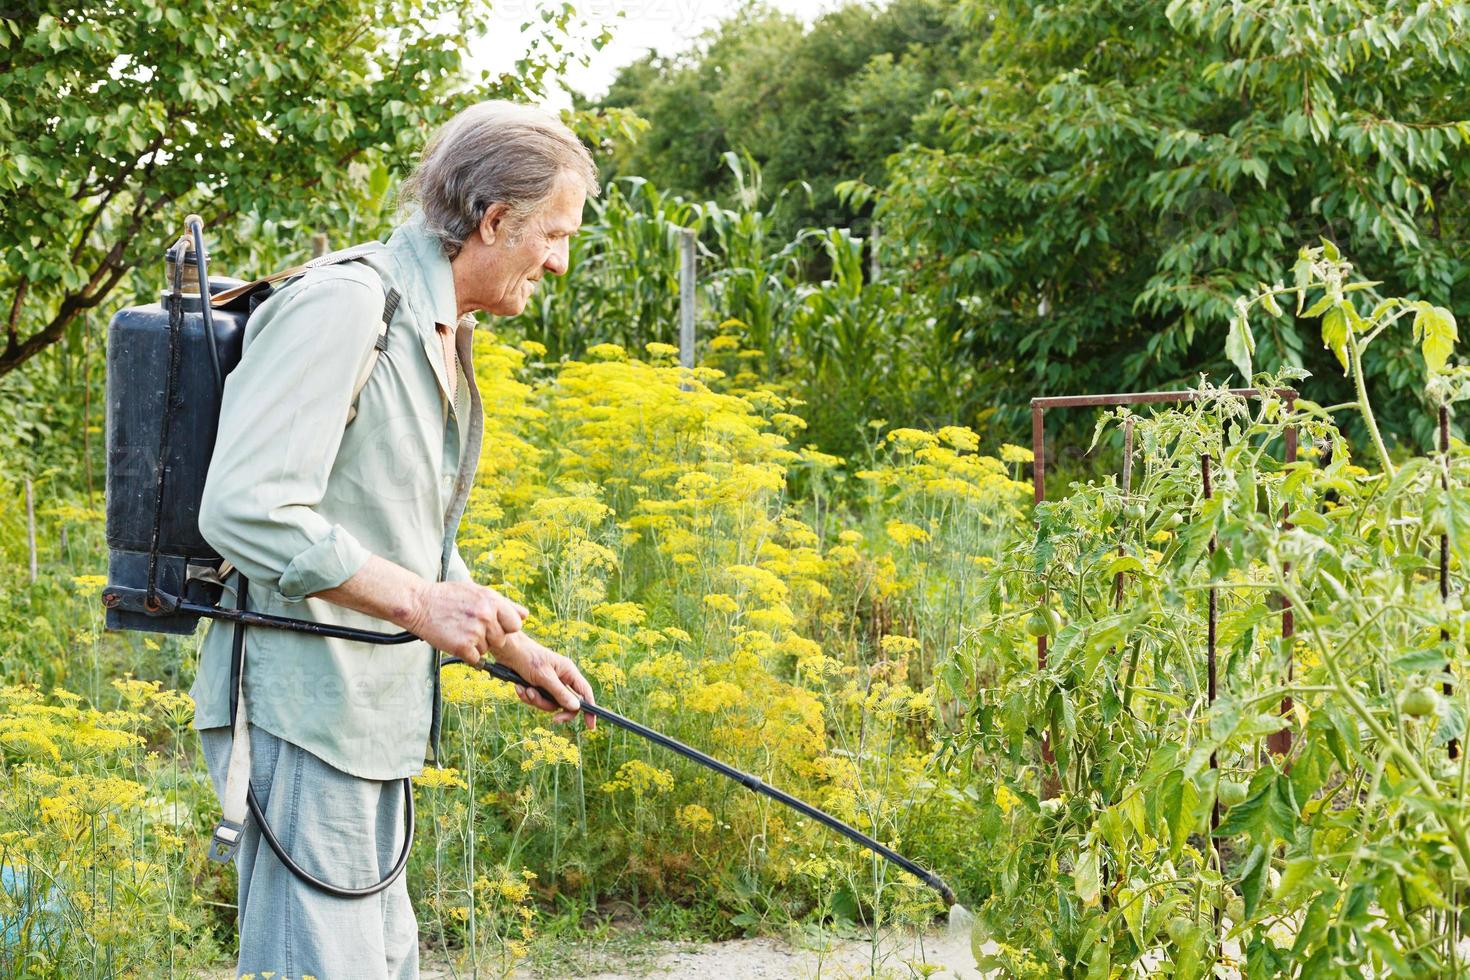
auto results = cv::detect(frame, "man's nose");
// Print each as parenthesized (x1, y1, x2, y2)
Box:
(545, 239, 569, 276)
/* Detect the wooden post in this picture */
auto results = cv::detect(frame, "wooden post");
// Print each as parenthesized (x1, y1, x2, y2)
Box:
(869, 222, 880, 281)
(25, 476, 37, 583)
(312, 232, 329, 258)
(678, 227, 696, 391)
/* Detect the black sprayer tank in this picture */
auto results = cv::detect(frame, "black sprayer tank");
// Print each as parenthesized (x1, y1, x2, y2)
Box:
(104, 258, 249, 635)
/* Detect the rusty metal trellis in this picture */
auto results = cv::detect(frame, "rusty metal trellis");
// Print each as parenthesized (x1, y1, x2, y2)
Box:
(1442, 405, 1461, 761)
(1029, 389, 1299, 767)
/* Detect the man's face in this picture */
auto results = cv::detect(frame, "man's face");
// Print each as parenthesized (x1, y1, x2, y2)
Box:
(466, 172, 586, 318)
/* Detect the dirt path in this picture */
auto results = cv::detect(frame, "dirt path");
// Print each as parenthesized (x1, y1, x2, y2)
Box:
(208, 927, 986, 978)
(425, 928, 978, 980)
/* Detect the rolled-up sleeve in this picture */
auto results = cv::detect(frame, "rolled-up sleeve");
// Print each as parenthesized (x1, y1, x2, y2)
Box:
(198, 270, 382, 601)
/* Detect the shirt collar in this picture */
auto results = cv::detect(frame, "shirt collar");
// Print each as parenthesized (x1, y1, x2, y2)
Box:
(386, 211, 459, 330)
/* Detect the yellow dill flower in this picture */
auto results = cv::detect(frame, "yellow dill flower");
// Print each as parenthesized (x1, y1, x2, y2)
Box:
(725, 564, 789, 603)
(586, 342, 627, 361)
(770, 412, 807, 434)
(798, 446, 844, 469)
(747, 603, 796, 631)
(936, 426, 981, 452)
(999, 443, 1035, 464)
(518, 339, 547, 357)
(111, 674, 161, 709)
(885, 519, 930, 547)
(148, 687, 195, 723)
(71, 725, 144, 754)
(686, 681, 746, 713)
(413, 767, 467, 790)
(675, 803, 715, 834)
(708, 335, 741, 352)
(71, 574, 109, 590)
(519, 728, 581, 771)
(703, 592, 738, 615)
(644, 341, 680, 359)
(591, 601, 646, 627)
(600, 759, 674, 797)
(40, 774, 146, 820)
(529, 495, 612, 525)
(879, 634, 922, 657)
(583, 660, 626, 689)
(442, 667, 516, 706)
(995, 785, 1020, 814)
(632, 652, 693, 687)
(886, 428, 938, 451)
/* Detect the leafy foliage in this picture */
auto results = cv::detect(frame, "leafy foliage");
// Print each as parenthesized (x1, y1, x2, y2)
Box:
(942, 252, 1470, 975)
(0, 0, 584, 377)
(589, 0, 969, 238)
(866, 0, 1470, 446)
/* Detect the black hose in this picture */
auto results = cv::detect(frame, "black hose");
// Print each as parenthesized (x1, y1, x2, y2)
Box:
(187, 216, 224, 394)
(446, 657, 958, 907)
(197, 572, 953, 903)
(145, 246, 189, 608)
(229, 577, 415, 898)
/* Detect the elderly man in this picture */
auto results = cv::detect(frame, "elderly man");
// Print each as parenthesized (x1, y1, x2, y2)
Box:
(189, 101, 598, 979)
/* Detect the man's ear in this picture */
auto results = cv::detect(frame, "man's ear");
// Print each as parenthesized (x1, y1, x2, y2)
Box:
(478, 202, 510, 246)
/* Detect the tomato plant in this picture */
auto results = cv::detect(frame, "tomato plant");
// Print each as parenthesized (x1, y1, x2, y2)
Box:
(941, 250, 1468, 977)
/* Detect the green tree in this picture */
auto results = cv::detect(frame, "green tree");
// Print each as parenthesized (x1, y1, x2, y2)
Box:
(589, 0, 970, 237)
(0, 0, 583, 377)
(866, 0, 1470, 447)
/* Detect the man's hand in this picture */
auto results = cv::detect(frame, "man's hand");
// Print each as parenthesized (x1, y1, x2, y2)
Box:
(493, 630, 597, 729)
(404, 579, 530, 666)
(311, 556, 592, 726)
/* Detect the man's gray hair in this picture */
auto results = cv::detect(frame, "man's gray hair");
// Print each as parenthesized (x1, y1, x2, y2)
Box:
(400, 100, 600, 260)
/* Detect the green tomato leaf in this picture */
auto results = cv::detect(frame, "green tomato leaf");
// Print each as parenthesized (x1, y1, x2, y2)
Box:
(1303, 293, 1335, 319)
(1260, 287, 1282, 318)
(1226, 313, 1255, 381)
(1322, 305, 1350, 373)
(1413, 302, 1458, 374)
(1074, 840, 1101, 907)
(1239, 842, 1268, 919)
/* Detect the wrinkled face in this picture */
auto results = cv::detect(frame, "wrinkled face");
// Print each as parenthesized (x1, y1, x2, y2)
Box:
(453, 171, 586, 318)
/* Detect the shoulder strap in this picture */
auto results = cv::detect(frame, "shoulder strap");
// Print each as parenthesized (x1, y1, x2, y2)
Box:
(212, 243, 399, 425)
(208, 241, 387, 307)
(347, 286, 400, 424)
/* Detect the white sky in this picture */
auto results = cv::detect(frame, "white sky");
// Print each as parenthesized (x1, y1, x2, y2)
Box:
(468, 0, 850, 106)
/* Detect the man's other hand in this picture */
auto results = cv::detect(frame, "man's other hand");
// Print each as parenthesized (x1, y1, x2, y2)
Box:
(494, 631, 597, 729)
(407, 580, 529, 666)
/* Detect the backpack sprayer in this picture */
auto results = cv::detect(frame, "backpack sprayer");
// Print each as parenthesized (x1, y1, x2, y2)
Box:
(102, 216, 966, 923)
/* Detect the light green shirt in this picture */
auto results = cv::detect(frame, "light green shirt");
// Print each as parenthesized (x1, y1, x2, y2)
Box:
(188, 212, 484, 780)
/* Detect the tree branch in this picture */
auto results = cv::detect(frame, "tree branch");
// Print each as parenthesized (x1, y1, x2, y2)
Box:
(6, 277, 27, 353)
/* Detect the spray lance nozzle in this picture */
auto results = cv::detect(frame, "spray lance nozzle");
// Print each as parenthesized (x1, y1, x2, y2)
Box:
(465, 657, 965, 917)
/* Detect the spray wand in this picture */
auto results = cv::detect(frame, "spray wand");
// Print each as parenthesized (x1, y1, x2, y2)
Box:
(467, 658, 969, 923)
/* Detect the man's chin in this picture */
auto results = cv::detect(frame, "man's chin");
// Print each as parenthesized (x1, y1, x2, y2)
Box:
(488, 297, 528, 318)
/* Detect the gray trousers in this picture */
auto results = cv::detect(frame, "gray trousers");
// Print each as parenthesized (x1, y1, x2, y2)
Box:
(199, 724, 419, 980)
